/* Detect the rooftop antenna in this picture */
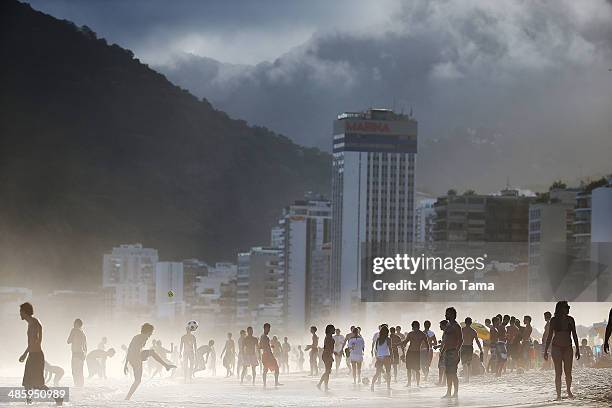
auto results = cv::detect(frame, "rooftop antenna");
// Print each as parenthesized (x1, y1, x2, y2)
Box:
(409, 105, 413, 118)
(506, 176, 511, 189)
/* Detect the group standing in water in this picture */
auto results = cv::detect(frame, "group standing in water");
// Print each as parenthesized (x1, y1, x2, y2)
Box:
(16, 301, 612, 403)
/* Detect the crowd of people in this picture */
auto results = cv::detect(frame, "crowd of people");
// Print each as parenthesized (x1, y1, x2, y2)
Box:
(16, 301, 612, 404)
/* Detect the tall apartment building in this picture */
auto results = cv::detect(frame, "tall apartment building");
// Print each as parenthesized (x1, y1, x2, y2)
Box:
(433, 188, 533, 260)
(590, 180, 612, 300)
(331, 108, 417, 315)
(155, 262, 185, 319)
(191, 262, 237, 330)
(102, 244, 158, 317)
(528, 188, 578, 300)
(236, 247, 284, 329)
(274, 198, 331, 332)
(414, 198, 436, 253)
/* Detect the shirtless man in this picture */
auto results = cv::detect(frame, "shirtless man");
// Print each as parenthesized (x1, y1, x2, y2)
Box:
(389, 327, 403, 382)
(402, 321, 428, 387)
(460, 317, 483, 383)
(237, 330, 246, 377)
(180, 326, 197, 382)
(422, 320, 437, 380)
(495, 315, 510, 376)
(19, 303, 63, 405)
(506, 317, 519, 372)
(44, 361, 65, 386)
(67, 318, 87, 387)
(441, 307, 462, 399)
(305, 326, 319, 376)
(542, 311, 552, 369)
(260, 323, 281, 387)
(241, 326, 259, 384)
(124, 323, 175, 400)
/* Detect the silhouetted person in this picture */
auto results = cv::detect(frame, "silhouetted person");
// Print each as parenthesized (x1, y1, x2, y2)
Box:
(124, 323, 175, 400)
(305, 326, 319, 376)
(180, 326, 197, 382)
(348, 327, 364, 384)
(371, 325, 392, 391)
(221, 333, 236, 377)
(87, 348, 115, 379)
(67, 318, 86, 387)
(19, 302, 63, 405)
(442, 307, 462, 399)
(241, 326, 258, 384)
(541, 311, 552, 370)
(402, 320, 428, 387)
(281, 337, 291, 373)
(317, 324, 335, 391)
(260, 323, 281, 387)
(461, 317, 483, 383)
(604, 308, 612, 354)
(544, 301, 580, 401)
(44, 361, 64, 386)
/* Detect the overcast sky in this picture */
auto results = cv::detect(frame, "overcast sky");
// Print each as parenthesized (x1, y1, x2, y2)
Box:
(27, 0, 612, 194)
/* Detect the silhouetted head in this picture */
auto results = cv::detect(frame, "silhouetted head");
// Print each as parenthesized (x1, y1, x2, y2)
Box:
(141, 323, 154, 337)
(440, 320, 448, 330)
(424, 320, 431, 330)
(284, 337, 288, 342)
(335, 328, 341, 335)
(502, 315, 511, 325)
(352, 327, 359, 336)
(73, 318, 83, 328)
(310, 326, 317, 334)
(581, 338, 588, 346)
(272, 336, 278, 342)
(209, 339, 214, 346)
(390, 327, 396, 334)
(524, 316, 532, 325)
(107, 348, 116, 357)
(247, 326, 253, 336)
(20, 302, 33, 320)
(510, 316, 516, 325)
(492, 316, 500, 326)
(544, 311, 552, 321)
(325, 324, 335, 336)
(240, 330, 246, 337)
(227, 332, 232, 339)
(412, 321, 420, 331)
(445, 307, 457, 321)
(485, 318, 491, 326)
(465, 317, 472, 326)
(263, 323, 271, 334)
(554, 301, 570, 318)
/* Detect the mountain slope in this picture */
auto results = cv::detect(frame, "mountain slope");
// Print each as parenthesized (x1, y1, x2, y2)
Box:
(0, 0, 331, 290)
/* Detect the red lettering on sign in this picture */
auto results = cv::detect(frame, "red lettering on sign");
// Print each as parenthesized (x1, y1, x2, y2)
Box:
(346, 121, 391, 133)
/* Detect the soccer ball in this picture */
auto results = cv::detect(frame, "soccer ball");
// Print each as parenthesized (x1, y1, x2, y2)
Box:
(362, 377, 370, 385)
(186, 320, 198, 332)
(167, 290, 175, 298)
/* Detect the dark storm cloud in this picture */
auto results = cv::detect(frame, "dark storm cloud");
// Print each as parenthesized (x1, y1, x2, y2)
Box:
(25, 0, 612, 193)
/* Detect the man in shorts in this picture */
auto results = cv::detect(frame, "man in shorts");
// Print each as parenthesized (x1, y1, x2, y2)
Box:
(240, 326, 259, 384)
(124, 323, 175, 400)
(19, 302, 63, 405)
(442, 307, 462, 399)
(259, 323, 281, 387)
(460, 317, 483, 383)
(402, 321, 428, 387)
(332, 328, 345, 373)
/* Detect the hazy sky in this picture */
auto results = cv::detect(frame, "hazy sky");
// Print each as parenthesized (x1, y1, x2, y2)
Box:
(27, 0, 612, 193)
